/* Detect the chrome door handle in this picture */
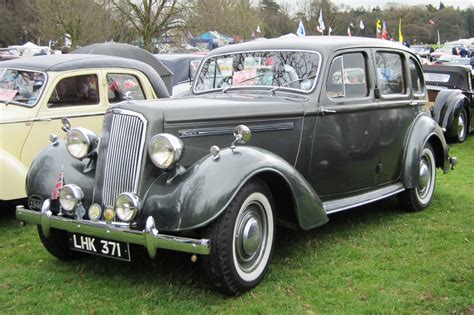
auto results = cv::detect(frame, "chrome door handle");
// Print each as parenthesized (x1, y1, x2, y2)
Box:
(34, 118, 52, 122)
(320, 109, 337, 115)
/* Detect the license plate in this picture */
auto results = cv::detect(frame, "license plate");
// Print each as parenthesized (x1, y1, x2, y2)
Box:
(69, 233, 131, 261)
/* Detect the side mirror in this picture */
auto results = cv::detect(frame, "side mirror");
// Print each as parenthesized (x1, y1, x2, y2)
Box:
(231, 125, 251, 150)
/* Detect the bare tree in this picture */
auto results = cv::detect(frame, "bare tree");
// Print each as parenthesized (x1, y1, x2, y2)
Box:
(110, 0, 186, 52)
(35, 0, 119, 48)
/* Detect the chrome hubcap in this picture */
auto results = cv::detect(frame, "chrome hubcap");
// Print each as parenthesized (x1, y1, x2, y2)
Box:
(419, 161, 430, 190)
(235, 202, 267, 273)
(457, 114, 465, 139)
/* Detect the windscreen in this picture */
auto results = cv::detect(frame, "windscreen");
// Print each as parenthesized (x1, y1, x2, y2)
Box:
(194, 50, 320, 93)
(0, 68, 46, 106)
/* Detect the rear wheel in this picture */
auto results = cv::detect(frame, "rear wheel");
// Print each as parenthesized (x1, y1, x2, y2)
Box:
(454, 108, 468, 143)
(202, 179, 275, 296)
(38, 227, 87, 261)
(400, 143, 436, 212)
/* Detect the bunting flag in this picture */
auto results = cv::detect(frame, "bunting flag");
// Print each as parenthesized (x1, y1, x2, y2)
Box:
(347, 27, 352, 37)
(376, 19, 382, 39)
(359, 20, 365, 30)
(318, 10, 326, 32)
(398, 19, 404, 43)
(297, 20, 306, 37)
(256, 25, 261, 33)
(382, 20, 389, 40)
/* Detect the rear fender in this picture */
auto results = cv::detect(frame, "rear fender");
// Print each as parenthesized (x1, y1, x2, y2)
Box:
(142, 146, 328, 232)
(0, 149, 28, 200)
(402, 114, 450, 189)
(433, 89, 467, 134)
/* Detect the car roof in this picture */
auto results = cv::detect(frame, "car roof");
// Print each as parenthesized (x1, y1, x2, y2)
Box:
(0, 54, 170, 98)
(208, 36, 411, 56)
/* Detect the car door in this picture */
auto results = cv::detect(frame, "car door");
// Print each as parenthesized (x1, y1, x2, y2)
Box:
(373, 51, 417, 185)
(309, 50, 380, 198)
(21, 70, 107, 167)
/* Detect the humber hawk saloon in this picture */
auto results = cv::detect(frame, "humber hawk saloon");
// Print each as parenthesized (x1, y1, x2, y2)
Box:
(16, 37, 456, 295)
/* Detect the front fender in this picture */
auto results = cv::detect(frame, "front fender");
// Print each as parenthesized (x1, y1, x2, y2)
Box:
(402, 114, 450, 189)
(0, 149, 28, 200)
(433, 89, 467, 134)
(142, 146, 328, 232)
(26, 140, 95, 207)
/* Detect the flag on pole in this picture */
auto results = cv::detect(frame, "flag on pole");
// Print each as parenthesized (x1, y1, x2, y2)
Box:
(251, 31, 256, 38)
(256, 25, 261, 33)
(328, 26, 333, 36)
(359, 20, 365, 30)
(382, 20, 389, 40)
(51, 166, 64, 200)
(349, 22, 354, 28)
(318, 10, 325, 32)
(297, 20, 306, 37)
(398, 19, 404, 43)
(376, 19, 382, 39)
(347, 27, 352, 37)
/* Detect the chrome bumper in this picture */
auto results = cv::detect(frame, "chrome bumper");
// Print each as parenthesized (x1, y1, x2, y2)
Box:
(16, 200, 210, 258)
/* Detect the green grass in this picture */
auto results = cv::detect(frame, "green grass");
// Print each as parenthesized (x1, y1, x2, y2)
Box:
(1, 138, 473, 314)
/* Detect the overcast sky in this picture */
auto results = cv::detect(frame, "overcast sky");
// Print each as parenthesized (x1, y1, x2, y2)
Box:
(275, 0, 473, 11)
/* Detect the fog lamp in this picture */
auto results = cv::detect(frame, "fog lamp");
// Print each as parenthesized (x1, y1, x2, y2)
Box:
(115, 193, 140, 222)
(59, 184, 84, 213)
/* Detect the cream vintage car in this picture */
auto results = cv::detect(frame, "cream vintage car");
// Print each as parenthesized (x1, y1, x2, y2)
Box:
(0, 54, 169, 203)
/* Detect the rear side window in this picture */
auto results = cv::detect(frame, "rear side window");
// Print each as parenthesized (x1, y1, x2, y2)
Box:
(326, 53, 368, 99)
(107, 73, 145, 103)
(49, 74, 99, 107)
(409, 58, 423, 94)
(375, 52, 405, 95)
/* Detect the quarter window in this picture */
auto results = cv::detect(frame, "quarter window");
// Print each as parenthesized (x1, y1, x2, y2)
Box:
(375, 52, 405, 95)
(107, 73, 145, 103)
(409, 59, 423, 94)
(327, 53, 368, 99)
(49, 74, 99, 107)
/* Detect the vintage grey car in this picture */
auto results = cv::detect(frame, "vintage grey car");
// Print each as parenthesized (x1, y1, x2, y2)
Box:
(17, 37, 456, 296)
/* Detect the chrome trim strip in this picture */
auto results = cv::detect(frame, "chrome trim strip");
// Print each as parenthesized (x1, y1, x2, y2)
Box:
(179, 122, 294, 138)
(1, 112, 105, 125)
(193, 49, 323, 95)
(323, 183, 405, 214)
(16, 204, 211, 256)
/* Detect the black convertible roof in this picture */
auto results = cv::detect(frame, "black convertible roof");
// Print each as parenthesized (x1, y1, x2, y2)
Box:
(209, 36, 411, 56)
(0, 54, 169, 98)
(423, 64, 471, 91)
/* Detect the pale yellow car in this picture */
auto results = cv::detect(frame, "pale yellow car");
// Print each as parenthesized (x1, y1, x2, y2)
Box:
(0, 54, 169, 202)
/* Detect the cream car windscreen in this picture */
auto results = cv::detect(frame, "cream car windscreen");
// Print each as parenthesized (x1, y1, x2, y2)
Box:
(0, 68, 46, 106)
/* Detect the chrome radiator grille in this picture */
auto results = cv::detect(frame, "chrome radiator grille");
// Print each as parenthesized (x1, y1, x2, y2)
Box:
(100, 110, 147, 207)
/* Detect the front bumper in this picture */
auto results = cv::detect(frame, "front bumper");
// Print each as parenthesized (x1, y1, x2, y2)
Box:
(16, 199, 211, 259)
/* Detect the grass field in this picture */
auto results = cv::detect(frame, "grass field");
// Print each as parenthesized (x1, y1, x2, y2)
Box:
(1, 137, 473, 314)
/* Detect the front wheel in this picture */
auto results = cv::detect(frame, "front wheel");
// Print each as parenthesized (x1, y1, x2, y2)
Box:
(38, 227, 87, 261)
(399, 143, 437, 212)
(202, 179, 275, 296)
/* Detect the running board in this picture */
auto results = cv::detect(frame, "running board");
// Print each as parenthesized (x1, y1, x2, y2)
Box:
(323, 183, 405, 214)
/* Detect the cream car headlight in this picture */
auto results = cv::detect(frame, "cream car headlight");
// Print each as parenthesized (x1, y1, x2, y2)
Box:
(59, 184, 84, 212)
(148, 133, 184, 169)
(115, 193, 140, 222)
(66, 127, 98, 160)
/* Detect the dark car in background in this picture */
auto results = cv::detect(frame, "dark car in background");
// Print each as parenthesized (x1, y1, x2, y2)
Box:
(155, 54, 204, 97)
(17, 37, 455, 296)
(424, 64, 473, 142)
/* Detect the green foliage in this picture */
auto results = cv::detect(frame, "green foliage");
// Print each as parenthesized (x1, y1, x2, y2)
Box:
(1, 138, 473, 313)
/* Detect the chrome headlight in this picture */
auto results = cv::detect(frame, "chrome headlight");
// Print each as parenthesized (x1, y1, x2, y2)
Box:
(66, 127, 98, 160)
(115, 193, 140, 222)
(59, 184, 84, 212)
(148, 133, 184, 169)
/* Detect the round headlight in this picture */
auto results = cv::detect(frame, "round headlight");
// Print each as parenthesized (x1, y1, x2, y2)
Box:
(115, 193, 140, 222)
(66, 127, 97, 160)
(148, 133, 184, 169)
(59, 184, 84, 212)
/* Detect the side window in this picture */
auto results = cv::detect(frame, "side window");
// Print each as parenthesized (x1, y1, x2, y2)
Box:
(375, 52, 405, 95)
(49, 74, 99, 107)
(327, 53, 368, 99)
(409, 58, 423, 94)
(107, 73, 146, 103)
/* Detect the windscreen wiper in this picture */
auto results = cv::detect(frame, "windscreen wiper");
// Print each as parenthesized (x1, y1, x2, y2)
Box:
(270, 75, 317, 94)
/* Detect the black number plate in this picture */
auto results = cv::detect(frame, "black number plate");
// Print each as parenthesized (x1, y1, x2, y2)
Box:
(69, 233, 131, 261)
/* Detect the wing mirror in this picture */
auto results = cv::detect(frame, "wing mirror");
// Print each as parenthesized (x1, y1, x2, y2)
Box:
(231, 125, 251, 150)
